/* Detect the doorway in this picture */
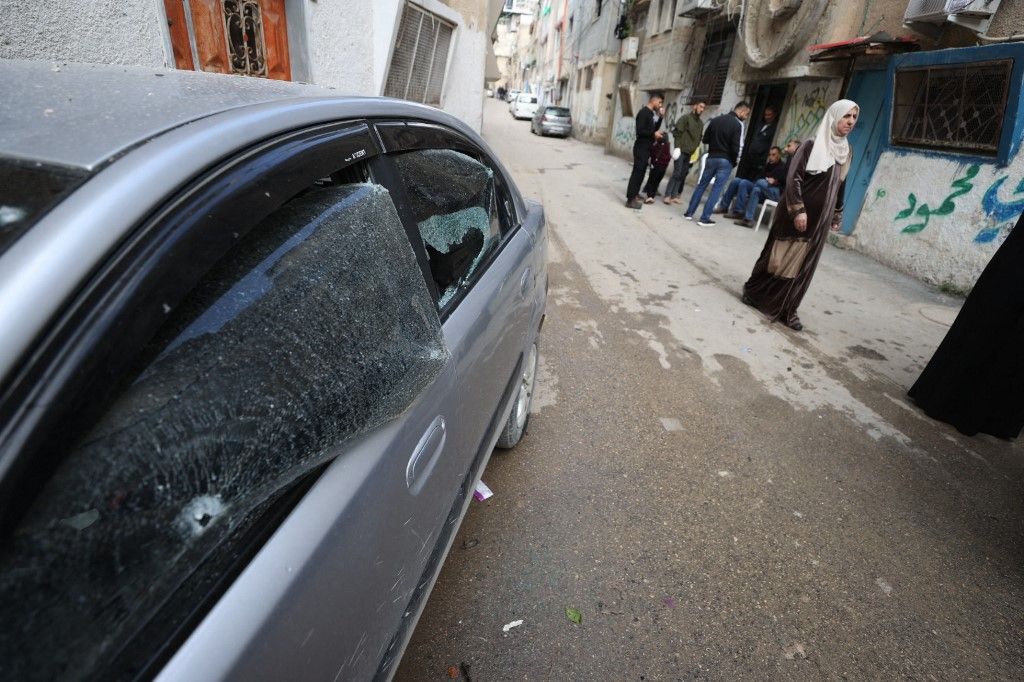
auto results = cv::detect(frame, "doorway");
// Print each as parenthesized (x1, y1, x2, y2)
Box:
(163, 0, 291, 81)
(738, 82, 790, 180)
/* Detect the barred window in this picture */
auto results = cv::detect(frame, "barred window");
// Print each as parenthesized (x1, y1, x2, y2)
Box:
(223, 0, 268, 77)
(891, 60, 1011, 156)
(691, 24, 735, 106)
(384, 3, 455, 106)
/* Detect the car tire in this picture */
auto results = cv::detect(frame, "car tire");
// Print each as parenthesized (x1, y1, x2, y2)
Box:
(496, 342, 538, 449)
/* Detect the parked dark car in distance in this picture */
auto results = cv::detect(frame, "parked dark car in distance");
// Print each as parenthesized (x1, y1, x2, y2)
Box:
(0, 59, 546, 682)
(531, 106, 573, 138)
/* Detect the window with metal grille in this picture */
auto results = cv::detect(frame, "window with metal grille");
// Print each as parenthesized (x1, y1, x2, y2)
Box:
(891, 60, 1011, 156)
(384, 3, 456, 106)
(223, 0, 268, 77)
(691, 24, 734, 106)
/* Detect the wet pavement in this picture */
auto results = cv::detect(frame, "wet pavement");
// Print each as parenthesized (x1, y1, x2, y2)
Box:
(395, 99, 1024, 680)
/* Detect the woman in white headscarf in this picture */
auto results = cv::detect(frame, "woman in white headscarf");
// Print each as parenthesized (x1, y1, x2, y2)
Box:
(741, 99, 859, 331)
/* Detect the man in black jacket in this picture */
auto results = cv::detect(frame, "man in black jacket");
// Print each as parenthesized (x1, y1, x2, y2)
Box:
(625, 93, 665, 209)
(684, 101, 750, 226)
(736, 106, 778, 180)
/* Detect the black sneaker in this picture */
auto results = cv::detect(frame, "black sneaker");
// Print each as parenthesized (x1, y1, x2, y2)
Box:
(683, 213, 694, 221)
(697, 218, 716, 227)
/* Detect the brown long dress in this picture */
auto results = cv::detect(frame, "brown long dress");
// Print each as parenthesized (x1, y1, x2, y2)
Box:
(742, 140, 847, 324)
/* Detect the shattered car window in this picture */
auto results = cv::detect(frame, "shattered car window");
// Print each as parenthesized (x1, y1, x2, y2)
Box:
(392, 149, 500, 308)
(0, 183, 448, 680)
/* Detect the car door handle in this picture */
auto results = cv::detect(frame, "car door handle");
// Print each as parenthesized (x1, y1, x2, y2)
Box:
(406, 416, 446, 495)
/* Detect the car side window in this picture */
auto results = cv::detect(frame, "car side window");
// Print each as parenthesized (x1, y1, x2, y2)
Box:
(392, 148, 502, 309)
(0, 175, 448, 680)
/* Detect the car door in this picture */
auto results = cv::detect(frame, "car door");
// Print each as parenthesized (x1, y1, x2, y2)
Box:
(0, 119, 472, 681)
(374, 119, 541, 480)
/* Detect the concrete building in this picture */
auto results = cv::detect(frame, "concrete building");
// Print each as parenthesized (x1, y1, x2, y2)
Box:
(532, 0, 572, 104)
(0, 0, 505, 132)
(493, 0, 538, 92)
(565, 0, 623, 143)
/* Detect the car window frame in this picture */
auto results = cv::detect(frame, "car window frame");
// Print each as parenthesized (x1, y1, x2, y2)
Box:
(372, 121, 522, 319)
(0, 121, 383, 535)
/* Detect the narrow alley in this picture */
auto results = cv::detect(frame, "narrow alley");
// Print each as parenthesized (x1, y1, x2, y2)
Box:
(396, 98, 1024, 680)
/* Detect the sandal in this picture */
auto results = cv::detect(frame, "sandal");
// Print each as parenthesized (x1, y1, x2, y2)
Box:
(785, 316, 803, 331)
(644, 197, 655, 204)
(663, 198, 673, 204)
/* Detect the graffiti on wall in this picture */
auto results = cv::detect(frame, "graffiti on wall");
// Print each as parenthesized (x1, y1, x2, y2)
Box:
(612, 117, 636, 149)
(894, 165, 979, 234)
(780, 81, 838, 144)
(982, 175, 1024, 223)
(889, 164, 1024, 244)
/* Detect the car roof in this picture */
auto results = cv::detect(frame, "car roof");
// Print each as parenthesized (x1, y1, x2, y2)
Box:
(0, 59, 527, 388)
(0, 59, 347, 170)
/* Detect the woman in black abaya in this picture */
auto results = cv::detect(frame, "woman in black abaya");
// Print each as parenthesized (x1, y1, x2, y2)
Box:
(908, 211, 1024, 438)
(742, 100, 859, 331)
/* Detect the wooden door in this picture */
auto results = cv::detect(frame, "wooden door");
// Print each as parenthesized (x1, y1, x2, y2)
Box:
(164, 0, 291, 81)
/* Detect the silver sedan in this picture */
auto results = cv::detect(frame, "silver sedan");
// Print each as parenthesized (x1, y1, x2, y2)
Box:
(0, 60, 546, 681)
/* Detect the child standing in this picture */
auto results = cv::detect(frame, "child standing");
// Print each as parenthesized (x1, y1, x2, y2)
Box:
(643, 138, 672, 204)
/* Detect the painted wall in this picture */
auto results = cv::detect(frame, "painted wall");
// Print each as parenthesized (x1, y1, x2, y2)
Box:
(850, 44, 1024, 292)
(0, 0, 168, 67)
(775, 79, 842, 145)
(855, 152, 1024, 291)
(0, 0, 489, 132)
(305, 0, 387, 95)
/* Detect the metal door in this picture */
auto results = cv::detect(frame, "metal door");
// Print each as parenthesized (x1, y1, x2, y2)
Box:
(841, 69, 889, 234)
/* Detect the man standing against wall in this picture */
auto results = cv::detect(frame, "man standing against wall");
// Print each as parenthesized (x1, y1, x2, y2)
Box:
(625, 93, 665, 210)
(736, 106, 778, 180)
(684, 101, 751, 226)
(663, 100, 706, 205)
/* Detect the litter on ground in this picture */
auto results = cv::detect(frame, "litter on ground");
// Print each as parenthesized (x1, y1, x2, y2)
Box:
(473, 481, 494, 502)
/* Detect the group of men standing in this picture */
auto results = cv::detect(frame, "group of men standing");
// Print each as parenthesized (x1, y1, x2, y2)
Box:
(626, 93, 795, 229)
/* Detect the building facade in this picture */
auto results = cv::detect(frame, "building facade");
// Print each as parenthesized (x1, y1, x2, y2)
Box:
(560, 0, 1024, 291)
(565, 0, 623, 143)
(0, 0, 504, 132)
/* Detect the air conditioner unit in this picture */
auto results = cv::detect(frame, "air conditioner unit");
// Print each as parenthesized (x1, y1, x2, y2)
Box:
(621, 36, 639, 63)
(904, 0, 1002, 34)
(679, 0, 722, 19)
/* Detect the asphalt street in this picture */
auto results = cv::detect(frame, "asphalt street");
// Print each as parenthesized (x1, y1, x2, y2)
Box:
(395, 99, 1024, 681)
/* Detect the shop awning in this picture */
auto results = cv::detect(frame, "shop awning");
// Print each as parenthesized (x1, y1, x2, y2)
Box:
(808, 32, 920, 62)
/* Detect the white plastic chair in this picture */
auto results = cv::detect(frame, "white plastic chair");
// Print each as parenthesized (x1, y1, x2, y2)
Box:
(755, 199, 778, 233)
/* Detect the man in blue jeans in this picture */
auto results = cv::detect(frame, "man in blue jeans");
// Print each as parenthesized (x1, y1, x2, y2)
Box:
(685, 101, 750, 227)
(730, 140, 799, 227)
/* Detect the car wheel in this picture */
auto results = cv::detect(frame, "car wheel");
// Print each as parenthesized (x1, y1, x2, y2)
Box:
(496, 342, 538, 449)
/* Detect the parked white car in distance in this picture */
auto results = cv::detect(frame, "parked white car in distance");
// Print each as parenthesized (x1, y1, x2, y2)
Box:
(511, 93, 539, 120)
